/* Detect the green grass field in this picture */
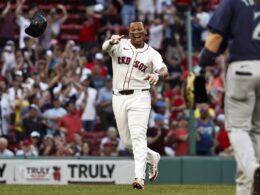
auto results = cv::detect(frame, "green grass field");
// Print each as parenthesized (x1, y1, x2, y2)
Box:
(0, 184, 235, 195)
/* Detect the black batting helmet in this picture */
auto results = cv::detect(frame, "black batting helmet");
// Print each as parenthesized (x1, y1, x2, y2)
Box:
(25, 10, 47, 38)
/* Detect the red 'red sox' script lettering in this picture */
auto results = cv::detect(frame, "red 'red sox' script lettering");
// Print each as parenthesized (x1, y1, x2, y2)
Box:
(118, 57, 131, 65)
(118, 56, 147, 73)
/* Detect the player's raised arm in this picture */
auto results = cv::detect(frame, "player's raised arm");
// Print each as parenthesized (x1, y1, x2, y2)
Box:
(102, 35, 124, 52)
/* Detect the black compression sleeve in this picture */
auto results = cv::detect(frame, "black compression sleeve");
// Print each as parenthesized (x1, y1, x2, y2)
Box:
(199, 48, 217, 68)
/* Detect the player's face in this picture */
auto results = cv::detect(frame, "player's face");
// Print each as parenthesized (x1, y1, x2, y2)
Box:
(129, 22, 146, 47)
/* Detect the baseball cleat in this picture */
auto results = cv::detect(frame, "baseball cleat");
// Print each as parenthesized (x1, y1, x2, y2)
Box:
(132, 178, 144, 190)
(148, 152, 160, 182)
(252, 167, 260, 195)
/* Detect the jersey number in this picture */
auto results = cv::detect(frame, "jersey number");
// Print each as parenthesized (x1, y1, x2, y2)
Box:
(252, 12, 260, 40)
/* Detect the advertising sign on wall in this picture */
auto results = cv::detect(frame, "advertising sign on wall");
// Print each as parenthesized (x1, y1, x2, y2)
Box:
(0, 159, 134, 184)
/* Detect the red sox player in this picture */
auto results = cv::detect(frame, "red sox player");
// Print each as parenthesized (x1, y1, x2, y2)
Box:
(102, 21, 168, 189)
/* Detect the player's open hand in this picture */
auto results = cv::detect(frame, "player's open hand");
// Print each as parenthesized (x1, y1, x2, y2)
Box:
(110, 35, 124, 45)
(144, 73, 159, 85)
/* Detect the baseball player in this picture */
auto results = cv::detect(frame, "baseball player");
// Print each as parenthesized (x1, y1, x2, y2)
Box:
(102, 21, 168, 189)
(196, 0, 260, 195)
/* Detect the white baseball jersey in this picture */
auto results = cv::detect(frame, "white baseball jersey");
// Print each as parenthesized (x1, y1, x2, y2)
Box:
(106, 39, 166, 91)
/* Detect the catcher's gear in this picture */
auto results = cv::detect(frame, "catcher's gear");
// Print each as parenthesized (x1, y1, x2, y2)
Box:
(25, 10, 47, 38)
(184, 71, 208, 109)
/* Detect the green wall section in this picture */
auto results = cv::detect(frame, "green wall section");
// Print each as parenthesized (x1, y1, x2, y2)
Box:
(148, 157, 236, 184)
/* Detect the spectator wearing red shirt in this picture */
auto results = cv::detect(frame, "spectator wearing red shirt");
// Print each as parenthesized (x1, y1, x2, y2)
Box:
(165, 119, 189, 156)
(85, 52, 108, 77)
(169, 84, 185, 120)
(78, 4, 105, 50)
(216, 114, 233, 156)
(174, 118, 189, 156)
(57, 99, 86, 143)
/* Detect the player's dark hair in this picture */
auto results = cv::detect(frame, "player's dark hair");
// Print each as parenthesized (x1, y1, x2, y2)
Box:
(129, 20, 144, 26)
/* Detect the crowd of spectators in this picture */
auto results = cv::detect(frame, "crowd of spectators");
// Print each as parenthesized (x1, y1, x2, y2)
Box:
(0, 0, 233, 158)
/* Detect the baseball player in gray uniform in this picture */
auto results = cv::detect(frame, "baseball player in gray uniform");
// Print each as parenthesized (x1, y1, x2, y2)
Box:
(102, 21, 168, 189)
(196, 0, 260, 194)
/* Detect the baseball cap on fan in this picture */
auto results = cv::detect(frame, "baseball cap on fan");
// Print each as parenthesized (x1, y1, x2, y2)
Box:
(95, 52, 104, 61)
(80, 74, 91, 82)
(23, 139, 32, 146)
(30, 131, 40, 138)
(67, 40, 75, 46)
(15, 70, 23, 77)
(94, 4, 104, 13)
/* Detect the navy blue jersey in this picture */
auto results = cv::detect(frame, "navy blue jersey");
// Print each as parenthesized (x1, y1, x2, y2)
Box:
(208, 0, 260, 62)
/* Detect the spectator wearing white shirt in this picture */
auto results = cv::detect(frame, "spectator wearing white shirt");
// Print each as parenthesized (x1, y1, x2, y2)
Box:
(76, 74, 97, 131)
(49, 4, 68, 38)
(15, 0, 38, 49)
(148, 17, 166, 52)
(195, 3, 210, 44)
(16, 139, 38, 157)
(8, 72, 24, 108)
(137, 0, 155, 22)
(0, 85, 12, 137)
(0, 137, 14, 157)
(1, 43, 16, 79)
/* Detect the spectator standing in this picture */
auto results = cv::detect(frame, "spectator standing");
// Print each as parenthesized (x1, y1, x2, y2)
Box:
(0, 1, 16, 49)
(117, 0, 136, 26)
(78, 4, 105, 50)
(166, 119, 189, 156)
(216, 114, 233, 156)
(43, 96, 67, 136)
(195, 107, 217, 156)
(147, 114, 169, 156)
(77, 75, 97, 132)
(8, 72, 24, 107)
(148, 17, 166, 52)
(48, 4, 68, 38)
(169, 84, 185, 121)
(22, 104, 49, 140)
(15, 0, 38, 49)
(86, 52, 108, 77)
(1, 42, 16, 79)
(0, 86, 12, 138)
(137, 0, 155, 22)
(57, 99, 86, 143)
(96, 76, 114, 130)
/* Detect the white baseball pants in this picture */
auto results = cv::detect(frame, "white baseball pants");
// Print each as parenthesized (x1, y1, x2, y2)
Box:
(112, 90, 158, 179)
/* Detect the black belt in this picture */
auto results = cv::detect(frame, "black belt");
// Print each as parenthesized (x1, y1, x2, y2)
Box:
(114, 89, 149, 95)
